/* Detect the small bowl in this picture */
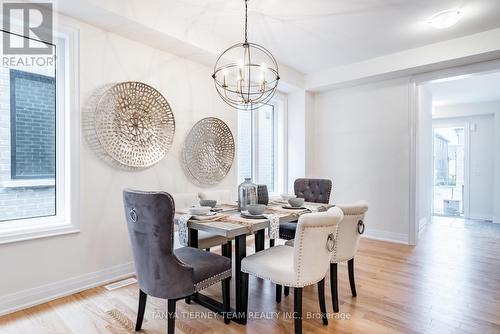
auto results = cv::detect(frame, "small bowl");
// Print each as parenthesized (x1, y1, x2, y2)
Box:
(199, 199, 217, 208)
(281, 194, 296, 200)
(247, 204, 266, 216)
(188, 206, 212, 215)
(288, 198, 304, 208)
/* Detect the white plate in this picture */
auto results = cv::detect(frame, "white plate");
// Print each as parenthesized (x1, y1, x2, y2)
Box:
(241, 212, 266, 219)
(188, 206, 212, 215)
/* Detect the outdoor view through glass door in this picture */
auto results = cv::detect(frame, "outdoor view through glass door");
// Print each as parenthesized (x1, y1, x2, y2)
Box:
(433, 126, 466, 216)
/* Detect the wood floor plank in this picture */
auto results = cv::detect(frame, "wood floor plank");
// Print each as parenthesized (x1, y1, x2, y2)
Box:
(1, 217, 499, 333)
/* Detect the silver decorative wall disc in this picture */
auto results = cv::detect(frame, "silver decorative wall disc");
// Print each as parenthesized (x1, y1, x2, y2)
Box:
(182, 117, 235, 186)
(94, 82, 175, 168)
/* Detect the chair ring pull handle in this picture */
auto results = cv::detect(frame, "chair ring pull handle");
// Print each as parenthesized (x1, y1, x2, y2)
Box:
(357, 220, 365, 235)
(129, 208, 138, 223)
(326, 233, 335, 252)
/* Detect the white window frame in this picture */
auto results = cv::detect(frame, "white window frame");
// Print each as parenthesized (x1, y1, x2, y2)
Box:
(241, 93, 288, 195)
(0, 22, 80, 244)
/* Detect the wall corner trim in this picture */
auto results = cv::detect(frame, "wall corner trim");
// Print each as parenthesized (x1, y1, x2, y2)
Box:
(0, 262, 135, 317)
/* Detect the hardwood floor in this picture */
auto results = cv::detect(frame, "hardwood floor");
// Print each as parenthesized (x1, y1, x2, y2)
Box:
(1, 217, 499, 333)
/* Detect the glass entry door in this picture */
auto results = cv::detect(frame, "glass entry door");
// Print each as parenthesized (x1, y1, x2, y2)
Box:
(433, 126, 466, 216)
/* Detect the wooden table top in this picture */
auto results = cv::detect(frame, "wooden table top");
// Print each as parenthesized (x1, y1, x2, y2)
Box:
(176, 200, 333, 239)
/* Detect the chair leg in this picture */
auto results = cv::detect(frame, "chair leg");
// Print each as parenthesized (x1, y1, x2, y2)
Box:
(241, 272, 249, 324)
(167, 299, 176, 334)
(348, 258, 357, 297)
(222, 277, 231, 324)
(331, 263, 339, 312)
(317, 279, 328, 325)
(135, 290, 147, 331)
(284, 286, 290, 296)
(294, 287, 303, 334)
(276, 284, 282, 303)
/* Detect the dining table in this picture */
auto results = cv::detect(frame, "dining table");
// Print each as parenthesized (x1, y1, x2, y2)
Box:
(175, 198, 333, 325)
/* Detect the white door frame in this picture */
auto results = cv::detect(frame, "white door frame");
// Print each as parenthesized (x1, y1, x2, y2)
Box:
(409, 58, 500, 245)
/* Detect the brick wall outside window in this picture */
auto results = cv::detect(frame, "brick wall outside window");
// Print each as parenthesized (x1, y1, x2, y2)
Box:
(0, 68, 56, 222)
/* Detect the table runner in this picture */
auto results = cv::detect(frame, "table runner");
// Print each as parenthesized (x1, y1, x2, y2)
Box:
(176, 202, 333, 247)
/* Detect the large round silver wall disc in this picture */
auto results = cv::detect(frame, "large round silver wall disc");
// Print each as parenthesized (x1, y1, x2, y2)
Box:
(94, 82, 175, 168)
(182, 117, 234, 186)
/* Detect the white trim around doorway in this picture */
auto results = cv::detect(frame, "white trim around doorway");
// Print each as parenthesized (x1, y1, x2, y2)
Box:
(408, 58, 500, 245)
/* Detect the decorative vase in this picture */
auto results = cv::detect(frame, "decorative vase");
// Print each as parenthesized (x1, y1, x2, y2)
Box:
(257, 184, 269, 205)
(238, 178, 257, 211)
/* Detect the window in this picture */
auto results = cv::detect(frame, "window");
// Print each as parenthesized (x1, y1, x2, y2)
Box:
(0, 26, 80, 243)
(10, 69, 56, 180)
(237, 96, 287, 194)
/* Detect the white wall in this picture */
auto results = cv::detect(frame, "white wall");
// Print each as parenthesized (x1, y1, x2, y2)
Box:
(434, 102, 499, 221)
(287, 90, 315, 192)
(0, 14, 237, 314)
(496, 112, 500, 223)
(417, 86, 433, 230)
(311, 78, 411, 243)
(287, 91, 306, 192)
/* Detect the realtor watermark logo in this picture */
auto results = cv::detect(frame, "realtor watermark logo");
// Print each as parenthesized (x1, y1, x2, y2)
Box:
(1, 2, 55, 67)
(2, 2, 53, 54)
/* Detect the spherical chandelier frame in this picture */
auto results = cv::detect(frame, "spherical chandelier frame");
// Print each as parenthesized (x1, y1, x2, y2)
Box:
(212, 0, 280, 110)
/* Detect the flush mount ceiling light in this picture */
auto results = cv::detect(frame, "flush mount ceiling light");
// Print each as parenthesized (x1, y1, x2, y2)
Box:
(428, 9, 462, 29)
(212, 0, 280, 110)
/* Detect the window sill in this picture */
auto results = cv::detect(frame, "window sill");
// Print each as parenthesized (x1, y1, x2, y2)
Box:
(1, 179, 55, 188)
(0, 219, 79, 245)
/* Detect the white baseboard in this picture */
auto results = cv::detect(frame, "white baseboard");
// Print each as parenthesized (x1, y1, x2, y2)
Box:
(0, 262, 135, 317)
(362, 229, 409, 245)
(468, 214, 494, 221)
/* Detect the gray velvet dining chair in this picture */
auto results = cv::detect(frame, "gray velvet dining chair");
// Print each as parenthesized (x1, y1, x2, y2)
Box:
(122, 189, 232, 333)
(279, 178, 333, 240)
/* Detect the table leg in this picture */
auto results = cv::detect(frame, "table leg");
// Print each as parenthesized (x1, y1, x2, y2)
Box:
(221, 241, 231, 258)
(254, 230, 265, 253)
(188, 229, 198, 248)
(235, 234, 247, 324)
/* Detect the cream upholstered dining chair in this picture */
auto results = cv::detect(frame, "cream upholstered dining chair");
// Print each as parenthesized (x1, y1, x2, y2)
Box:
(329, 201, 368, 312)
(284, 201, 368, 313)
(241, 207, 344, 334)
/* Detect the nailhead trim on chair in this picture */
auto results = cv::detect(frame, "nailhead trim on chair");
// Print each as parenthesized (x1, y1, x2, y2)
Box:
(240, 268, 326, 288)
(194, 269, 232, 292)
(295, 224, 336, 287)
(279, 231, 296, 240)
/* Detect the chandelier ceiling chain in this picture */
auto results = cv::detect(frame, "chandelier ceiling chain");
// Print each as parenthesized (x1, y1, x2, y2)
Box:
(244, 0, 248, 44)
(212, 0, 280, 110)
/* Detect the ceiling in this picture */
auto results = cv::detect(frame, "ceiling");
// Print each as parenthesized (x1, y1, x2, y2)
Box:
(428, 70, 500, 106)
(57, 0, 500, 75)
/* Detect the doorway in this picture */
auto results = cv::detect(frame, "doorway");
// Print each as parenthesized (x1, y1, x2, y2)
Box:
(432, 125, 468, 217)
(410, 61, 500, 245)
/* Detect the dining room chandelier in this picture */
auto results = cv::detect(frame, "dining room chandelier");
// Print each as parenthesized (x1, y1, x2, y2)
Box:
(212, 0, 280, 110)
